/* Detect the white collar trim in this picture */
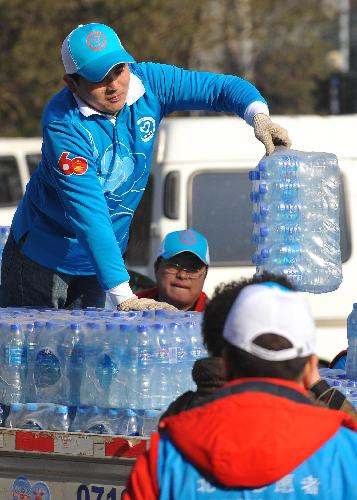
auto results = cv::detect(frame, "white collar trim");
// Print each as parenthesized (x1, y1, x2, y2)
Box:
(74, 71, 146, 118)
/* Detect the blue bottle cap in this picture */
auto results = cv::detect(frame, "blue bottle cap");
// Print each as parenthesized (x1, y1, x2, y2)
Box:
(259, 183, 268, 194)
(10, 323, 22, 333)
(113, 311, 123, 318)
(144, 410, 158, 417)
(260, 206, 268, 217)
(153, 323, 165, 330)
(108, 408, 120, 417)
(87, 321, 100, 330)
(260, 226, 268, 237)
(11, 403, 22, 412)
(258, 161, 266, 172)
(120, 323, 131, 332)
(79, 406, 91, 414)
(70, 322, 81, 330)
(27, 403, 39, 411)
(34, 320, 46, 328)
(248, 170, 260, 180)
(125, 409, 136, 417)
(261, 248, 270, 259)
(45, 321, 58, 328)
(55, 405, 68, 414)
(155, 310, 168, 317)
(250, 192, 259, 203)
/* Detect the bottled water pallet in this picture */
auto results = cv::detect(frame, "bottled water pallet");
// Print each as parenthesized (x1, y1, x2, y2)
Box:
(0, 426, 147, 499)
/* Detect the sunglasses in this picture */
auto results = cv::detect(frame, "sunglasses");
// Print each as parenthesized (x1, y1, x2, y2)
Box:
(160, 260, 206, 279)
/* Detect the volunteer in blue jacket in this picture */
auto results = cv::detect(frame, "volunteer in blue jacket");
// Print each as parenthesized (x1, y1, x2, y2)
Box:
(0, 22, 291, 311)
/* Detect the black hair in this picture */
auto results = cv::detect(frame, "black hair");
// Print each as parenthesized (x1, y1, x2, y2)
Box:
(223, 336, 309, 381)
(202, 272, 295, 357)
(69, 73, 80, 83)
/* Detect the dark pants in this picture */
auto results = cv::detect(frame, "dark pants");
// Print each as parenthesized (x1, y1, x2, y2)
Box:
(0, 232, 106, 309)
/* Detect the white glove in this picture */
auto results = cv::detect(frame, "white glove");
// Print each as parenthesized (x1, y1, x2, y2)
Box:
(118, 296, 178, 312)
(253, 113, 292, 155)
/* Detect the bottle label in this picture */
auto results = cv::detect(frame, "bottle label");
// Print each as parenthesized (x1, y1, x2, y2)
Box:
(5, 347, 22, 366)
(137, 348, 154, 365)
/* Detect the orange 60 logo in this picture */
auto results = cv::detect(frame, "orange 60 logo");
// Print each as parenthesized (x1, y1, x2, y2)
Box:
(57, 152, 88, 176)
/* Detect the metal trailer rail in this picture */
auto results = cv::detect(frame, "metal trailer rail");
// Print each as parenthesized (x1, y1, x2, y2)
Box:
(0, 427, 148, 499)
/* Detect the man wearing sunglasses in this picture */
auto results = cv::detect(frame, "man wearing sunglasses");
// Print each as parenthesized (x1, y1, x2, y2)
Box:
(137, 229, 209, 311)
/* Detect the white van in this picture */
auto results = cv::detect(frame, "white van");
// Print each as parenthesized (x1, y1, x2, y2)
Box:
(1, 115, 356, 362)
(0, 137, 42, 226)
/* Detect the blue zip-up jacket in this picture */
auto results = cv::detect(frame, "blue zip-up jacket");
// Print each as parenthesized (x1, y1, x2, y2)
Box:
(123, 379, 357, 499)
(11, 62, 266, 290)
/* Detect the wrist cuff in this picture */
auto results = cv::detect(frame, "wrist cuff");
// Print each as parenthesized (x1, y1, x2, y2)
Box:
(106, 281, 135, 306)
(244, 101, 269, 126)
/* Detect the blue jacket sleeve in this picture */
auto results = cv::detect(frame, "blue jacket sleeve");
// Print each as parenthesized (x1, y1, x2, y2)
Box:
(42, 120, 130, 290)
(136, 62, 267, 118)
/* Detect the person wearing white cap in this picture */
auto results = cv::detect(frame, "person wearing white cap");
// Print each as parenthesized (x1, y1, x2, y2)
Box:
(1, 22, 290, 311)
(137, 229, 209, 311)
(124, 279, 357, 499)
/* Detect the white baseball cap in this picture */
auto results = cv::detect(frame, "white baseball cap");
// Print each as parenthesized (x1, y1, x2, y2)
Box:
(223, 282, 316, 361)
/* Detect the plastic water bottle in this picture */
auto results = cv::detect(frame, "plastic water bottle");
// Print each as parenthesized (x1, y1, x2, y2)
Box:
(170, 321, 190, 396)
(132, 323, 155, 410)
(80, 322, 117, 408)
(19, 403, 45, 430)
(346, 304, 357, 380)
(5, 402, 23, 428)
(48, 404, 69, 431)
(71, 406, 115, 435)
(33, 321, 65, 404)
(66, 322, 85, 406)
(0, 322, 26, 405)
(108, 322, 132, 409)
(250, 148, 342, 293)
(116, 409, 139, 436)
(25, 320, 45, 402)
(141, 409, 160, 437)
(150, 323, 176, 410)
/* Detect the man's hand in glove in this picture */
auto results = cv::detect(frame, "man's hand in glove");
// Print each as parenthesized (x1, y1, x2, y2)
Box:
(118, 296, 177, 312)
(253, 113, 292, 155)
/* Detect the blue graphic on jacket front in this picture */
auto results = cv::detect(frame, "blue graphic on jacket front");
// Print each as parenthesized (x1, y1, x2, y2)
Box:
(98, 141, 148, 246)
(99, 142, 138, 193)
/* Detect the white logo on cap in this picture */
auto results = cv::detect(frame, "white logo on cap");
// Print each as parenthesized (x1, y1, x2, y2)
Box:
(137, 116, 155, 142)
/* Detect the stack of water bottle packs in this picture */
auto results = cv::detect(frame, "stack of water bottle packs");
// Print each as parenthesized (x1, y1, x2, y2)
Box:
(249, 148, 342, 293)
(0, 307, 206, 436)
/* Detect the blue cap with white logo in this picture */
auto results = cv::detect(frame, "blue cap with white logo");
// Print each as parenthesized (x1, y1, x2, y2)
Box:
(157, 229, 210, 266)
(61, 23, 135, 82)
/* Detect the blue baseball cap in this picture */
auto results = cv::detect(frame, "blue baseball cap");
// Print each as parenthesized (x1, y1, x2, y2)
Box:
(157, 229, 210, 266)
(61, 23, 135, 82)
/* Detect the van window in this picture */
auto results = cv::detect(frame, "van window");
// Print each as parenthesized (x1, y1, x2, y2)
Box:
(125, 175, 153, 266)
(0, 156, 23, 206)
(26, 154, 42, 176)
(189, 170, 351, 266)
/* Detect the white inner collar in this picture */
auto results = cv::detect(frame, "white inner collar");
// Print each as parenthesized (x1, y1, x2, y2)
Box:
(73, 71, 146, 118)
